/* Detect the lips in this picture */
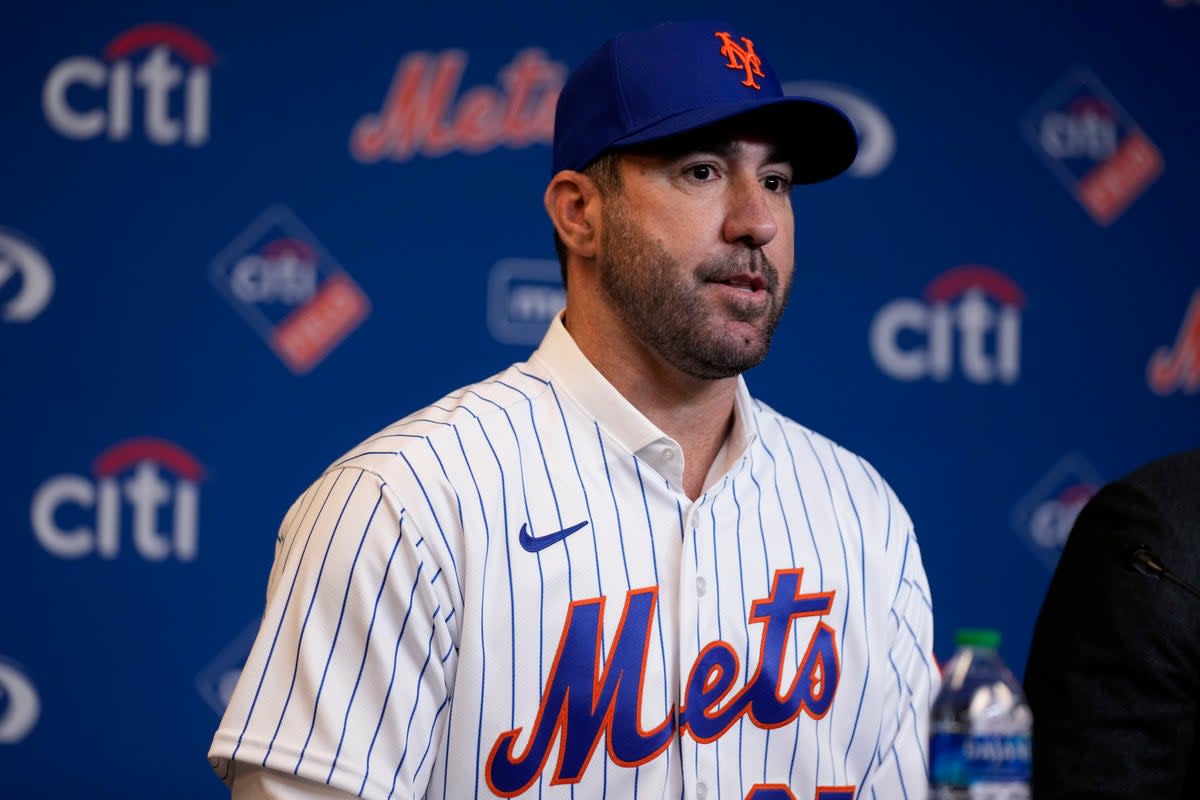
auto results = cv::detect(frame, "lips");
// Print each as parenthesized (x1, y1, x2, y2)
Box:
(715, 273, 767, 292)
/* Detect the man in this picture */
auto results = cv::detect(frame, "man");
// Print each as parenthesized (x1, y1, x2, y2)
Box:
(1024, 448, 1200, 797)
(209, 20, 938, 799)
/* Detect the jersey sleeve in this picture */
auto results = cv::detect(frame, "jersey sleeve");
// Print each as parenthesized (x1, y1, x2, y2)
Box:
(859, 489, 939, 798)
(209, 466, 460, 800)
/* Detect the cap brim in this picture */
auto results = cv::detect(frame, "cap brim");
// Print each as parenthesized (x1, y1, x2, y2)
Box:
(606, 96, 858, 185)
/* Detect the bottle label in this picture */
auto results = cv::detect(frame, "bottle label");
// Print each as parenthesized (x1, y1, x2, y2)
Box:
(931, 732, 1031, 787)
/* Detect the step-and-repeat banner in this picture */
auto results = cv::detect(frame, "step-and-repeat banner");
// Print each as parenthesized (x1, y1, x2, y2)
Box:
(3, 1, 1197, 796)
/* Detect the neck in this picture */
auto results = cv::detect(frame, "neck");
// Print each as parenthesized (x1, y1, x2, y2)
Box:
(564, 304, 738, 500)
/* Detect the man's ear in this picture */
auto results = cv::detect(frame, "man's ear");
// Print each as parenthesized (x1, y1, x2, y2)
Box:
(544, 170, 602, 261)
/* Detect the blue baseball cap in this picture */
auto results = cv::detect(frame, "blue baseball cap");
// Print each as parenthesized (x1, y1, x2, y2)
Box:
(552, 20, 859, 183)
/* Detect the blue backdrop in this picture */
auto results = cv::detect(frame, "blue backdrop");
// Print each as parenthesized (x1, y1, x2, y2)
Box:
(3, 1, 1198, 796)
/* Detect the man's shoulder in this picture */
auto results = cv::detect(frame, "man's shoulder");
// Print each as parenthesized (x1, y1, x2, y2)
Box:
(1103, 447, 1200, 536)
(747, 396, 899, 503)
(319, 359, 553, 483)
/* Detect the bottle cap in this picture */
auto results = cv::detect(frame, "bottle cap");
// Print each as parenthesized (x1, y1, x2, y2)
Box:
(955, 628, 1001, 650)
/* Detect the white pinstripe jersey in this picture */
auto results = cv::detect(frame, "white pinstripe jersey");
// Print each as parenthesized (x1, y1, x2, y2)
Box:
(209, 315, 938, 800)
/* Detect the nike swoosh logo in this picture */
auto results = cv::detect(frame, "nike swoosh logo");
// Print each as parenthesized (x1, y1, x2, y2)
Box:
(518, 520, 589, 553)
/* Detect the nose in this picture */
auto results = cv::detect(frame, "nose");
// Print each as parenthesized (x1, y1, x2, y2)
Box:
(722, 173, 779, 248)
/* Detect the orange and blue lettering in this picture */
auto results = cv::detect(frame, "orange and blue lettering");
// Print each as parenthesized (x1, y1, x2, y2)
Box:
(484, 587, 674, 797)
(681, 569, 838, 740)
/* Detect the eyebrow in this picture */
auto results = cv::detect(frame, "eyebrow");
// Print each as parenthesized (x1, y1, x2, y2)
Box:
(635, 136, 790, 167)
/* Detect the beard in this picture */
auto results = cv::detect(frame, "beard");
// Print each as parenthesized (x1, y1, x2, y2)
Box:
(596, 198, 792, 380)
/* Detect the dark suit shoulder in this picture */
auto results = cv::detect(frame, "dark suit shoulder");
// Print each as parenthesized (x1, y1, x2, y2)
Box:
(1105, 449, 1200, 557)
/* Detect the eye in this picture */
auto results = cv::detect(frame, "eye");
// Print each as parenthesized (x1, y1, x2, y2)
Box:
(762, 174, 791, 193)
(685, 163, 717, 181)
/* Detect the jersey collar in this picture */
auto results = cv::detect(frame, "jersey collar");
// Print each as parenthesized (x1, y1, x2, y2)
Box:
(530, 313, 756, 493)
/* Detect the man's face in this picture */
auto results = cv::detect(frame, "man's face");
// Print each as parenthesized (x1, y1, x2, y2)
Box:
(595, 133, 796, 380)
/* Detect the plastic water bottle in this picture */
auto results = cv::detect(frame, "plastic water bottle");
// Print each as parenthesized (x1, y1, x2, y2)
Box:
(929, 628, 1032, 799)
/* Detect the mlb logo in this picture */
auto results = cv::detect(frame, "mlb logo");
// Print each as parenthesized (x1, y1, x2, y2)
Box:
(195, 617, 261, 716)
(487, 258, 564, 346)
(210, 206, 370, 373)
(1010, 453, 1104, 570)
(1022, 68, 1163, 225)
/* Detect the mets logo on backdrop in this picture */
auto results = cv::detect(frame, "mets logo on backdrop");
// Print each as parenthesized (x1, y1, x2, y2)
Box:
(1147, 288, 1200, 396)
(1021, 68, 1163, 225)
(869, 265, 1024, 384)
(0, 229, 54, 323)
(209, 206, 370, 374)
(351, 47, 564, 163)
(1011, 454, 1103, 570)
(0, 658, 40, 744)
(31, 437, 204, 561)
(42, 22, 214, 147)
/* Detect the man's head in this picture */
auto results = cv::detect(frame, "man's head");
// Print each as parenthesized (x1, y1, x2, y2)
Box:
(545, 21, 858, 379)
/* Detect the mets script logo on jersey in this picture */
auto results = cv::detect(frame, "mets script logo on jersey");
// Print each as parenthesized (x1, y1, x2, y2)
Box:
(43, 22, 214, 147)
(31, 437, 204, 561)
(351, 47, 564, 163)
(1010, 453, 1103, 570)
(209, 205, 370, 374)
(715, 32, 764, 89)
(1021, 68, 1162, 225)
(1147, 289, 1200, 396)
(485, 568, 843, 797)
(870, 265, 1024, 384)
(0, 229, 54, 323)
(0, 658, 40, 744)
(487, 258, 564, 346)
(781, 82, 893, 178)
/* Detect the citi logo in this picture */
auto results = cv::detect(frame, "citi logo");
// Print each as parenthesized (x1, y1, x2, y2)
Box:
(869, 266, 1024, 384)
(0, 659, 40, 744)
(228, 238, 318, 305)
(1038, 98, 1117, 161)
(42, 22, 214, 146)
(209, 206, 371, 374)
(1011, 454, 1103, 570)
(1027, 483, 1097, 552)
(31, 437, 204, 561)
(0, 229, 54, 323)
(351, 47, 563, 163)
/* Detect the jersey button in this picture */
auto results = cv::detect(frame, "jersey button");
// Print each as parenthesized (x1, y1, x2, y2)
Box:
(696, 576, 707, 597)
(696, 781, 709, 800)
(662, 448, 675, 461)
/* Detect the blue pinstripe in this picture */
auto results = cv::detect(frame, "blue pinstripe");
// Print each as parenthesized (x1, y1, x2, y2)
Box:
(397, 449, 462, 597)
(730, 470, 749, 800)
(265, 470, 366, 763)
(594, 421, 637, 796)
(295, 487, 385, 773)
(831, 448, 871, 778)
(387, 611, 441, 800)
(359, 566, 425, 797)
(327, 510, 407, 782)
(458, 401, 516, 731)
(231, 470, 336, 760)
(430, 419, 493, 800)
(707, 480, 726, 800)
(632, 456, 672, 758)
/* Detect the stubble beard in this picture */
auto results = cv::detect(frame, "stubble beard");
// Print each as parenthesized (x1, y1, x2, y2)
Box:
(597, 199, 792, 381)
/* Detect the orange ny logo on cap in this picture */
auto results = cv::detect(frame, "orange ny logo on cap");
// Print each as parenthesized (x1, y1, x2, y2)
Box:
(715, 31, 764, 90)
